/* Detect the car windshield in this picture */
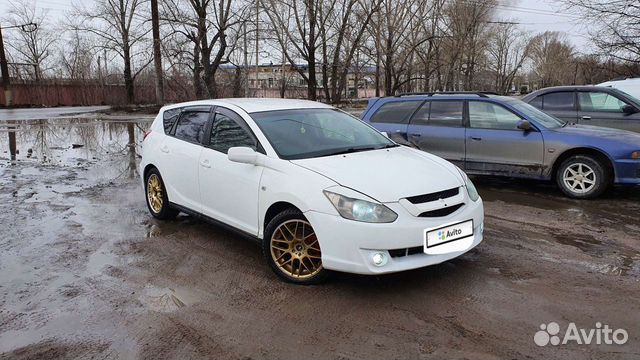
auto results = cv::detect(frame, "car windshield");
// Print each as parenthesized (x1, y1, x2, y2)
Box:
(510, 100, 566, 128)
(251, 108, 397, 160)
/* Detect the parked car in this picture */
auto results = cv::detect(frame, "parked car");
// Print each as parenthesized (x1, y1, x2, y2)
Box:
(522, 86, 640, 132)
(598, 77, 640, 100)
(141, 99, 484, 284)
(362, 92, 640, 199)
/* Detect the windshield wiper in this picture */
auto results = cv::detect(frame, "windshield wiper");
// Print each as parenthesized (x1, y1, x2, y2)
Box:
(322, 146, 378, 157)
(377, 143, 400, 149)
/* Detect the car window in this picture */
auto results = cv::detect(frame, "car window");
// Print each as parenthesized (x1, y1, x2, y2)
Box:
(542, 92, 575, 111)
(428, 101, 463, 126)
(529, 96, 543, 109)
(163, 108, 181, 134)
(174, 111, 210, 143)
(578, 92, 629, 112)
(370, 101, 421, 124)
(209, 113, 256, 154)
(252, 108, 394, 160)
(469, 101, 522, 130)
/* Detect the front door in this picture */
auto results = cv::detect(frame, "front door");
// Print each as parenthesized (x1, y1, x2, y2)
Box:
(465, 101, 544, 178)
(577, 91, 640, 132)
(406, 100, 466, 169)
(199, 107, 264, 235)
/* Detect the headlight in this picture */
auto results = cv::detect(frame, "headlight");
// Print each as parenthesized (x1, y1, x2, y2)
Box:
(464, 174, 480, 202)
(323, 191, 397, 223)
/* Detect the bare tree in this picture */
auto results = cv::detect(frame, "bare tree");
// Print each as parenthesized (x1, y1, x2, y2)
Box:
(70, 0, 152, 103)
(60, 30, 95, 80)
(161, 0, 246, 99)
(529, 31, 575, 88)
(486, 22, 531, 94)
(4, 0, 57, 80)
(565, 0, 640, 65)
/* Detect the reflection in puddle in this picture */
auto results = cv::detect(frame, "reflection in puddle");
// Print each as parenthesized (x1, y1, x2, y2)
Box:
(1, 118, 151, 181)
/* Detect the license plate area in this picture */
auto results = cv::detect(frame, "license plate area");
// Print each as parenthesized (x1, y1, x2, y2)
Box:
(425, 220, 474, 249)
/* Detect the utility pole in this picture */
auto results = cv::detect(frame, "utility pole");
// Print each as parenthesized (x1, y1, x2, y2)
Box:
(255, 0, 260, 97)
(150, 0, 164, 105)
(243, 21, 249, 97)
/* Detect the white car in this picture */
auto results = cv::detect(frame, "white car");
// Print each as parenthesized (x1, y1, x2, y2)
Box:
(598, 77, 640, 100)
(140, 99, 484, 284)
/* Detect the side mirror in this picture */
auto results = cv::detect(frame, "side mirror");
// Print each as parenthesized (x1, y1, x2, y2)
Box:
(622, 104, 637, 115)
(517, 119, 532, 131)
(380, 131, 389, 138)
(228, 147, 258, 165)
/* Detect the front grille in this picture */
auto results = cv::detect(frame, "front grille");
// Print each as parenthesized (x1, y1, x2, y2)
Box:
(418, 203, 464, 217)
(406, 187, 459, 204)
(388, 246, 423, 258)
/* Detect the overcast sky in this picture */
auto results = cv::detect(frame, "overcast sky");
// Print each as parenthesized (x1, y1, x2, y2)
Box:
(0, 0, 591, 52)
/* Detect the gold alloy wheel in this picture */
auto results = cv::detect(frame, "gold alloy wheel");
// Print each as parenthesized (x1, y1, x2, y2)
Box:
(147, 174, 164, 213)
(270, 219, 323, 279)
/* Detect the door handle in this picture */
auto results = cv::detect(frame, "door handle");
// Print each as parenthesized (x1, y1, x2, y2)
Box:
(470, 136, 482, 141)
(160, 145, 169, 153)
(200, 159, 211, 168)
(410, 133, 421, 137)
(581, 116, 591, 120)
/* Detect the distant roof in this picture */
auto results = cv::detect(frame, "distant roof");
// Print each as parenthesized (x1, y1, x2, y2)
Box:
(161, 98, 333, 114)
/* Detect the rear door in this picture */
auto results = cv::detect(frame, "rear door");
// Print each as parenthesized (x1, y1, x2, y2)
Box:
(465, 101, 544, 178)
(367, 100, 422, 144)
(198, 107, 264, 235)
(577, 90, 640, 132)
(406, 100, 466, 168)
(539, 91, 578, 124)
(159, 106, 212, 212)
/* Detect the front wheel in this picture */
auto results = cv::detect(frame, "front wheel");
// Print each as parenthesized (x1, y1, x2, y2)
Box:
(263, 209, 328, 284)
(556, 155, 609, 199)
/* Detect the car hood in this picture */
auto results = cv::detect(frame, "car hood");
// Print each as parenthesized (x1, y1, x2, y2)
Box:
(551, 124, 640, 145)
(291, 146, 464, 203)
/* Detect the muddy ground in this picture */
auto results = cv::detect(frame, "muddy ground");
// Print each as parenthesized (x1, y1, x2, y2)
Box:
(0, 117, 639, 359)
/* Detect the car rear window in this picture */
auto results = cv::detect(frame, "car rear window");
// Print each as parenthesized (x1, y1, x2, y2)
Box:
(370, 101, 422, 124)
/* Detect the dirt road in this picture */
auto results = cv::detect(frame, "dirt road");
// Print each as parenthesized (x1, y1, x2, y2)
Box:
(1, 118, 638, 359)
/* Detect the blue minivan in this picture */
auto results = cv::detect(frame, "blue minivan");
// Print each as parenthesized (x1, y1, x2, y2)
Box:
(361, 92, 640, 199)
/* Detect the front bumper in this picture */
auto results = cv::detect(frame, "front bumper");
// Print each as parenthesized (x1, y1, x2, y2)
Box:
(304, 198, 484, 275)
(614, 159, 640, 184)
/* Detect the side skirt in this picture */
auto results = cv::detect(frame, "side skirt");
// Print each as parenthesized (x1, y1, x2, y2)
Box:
(169, 202, 262, 244)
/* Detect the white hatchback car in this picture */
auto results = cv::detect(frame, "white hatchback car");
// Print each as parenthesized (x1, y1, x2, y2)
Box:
(140, 99, 484, 284)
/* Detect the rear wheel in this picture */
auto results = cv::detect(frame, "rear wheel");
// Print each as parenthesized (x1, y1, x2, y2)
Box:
(556, 155, 609, 199)
(145, 168, 179, 220)
(263, 209, 328, 284)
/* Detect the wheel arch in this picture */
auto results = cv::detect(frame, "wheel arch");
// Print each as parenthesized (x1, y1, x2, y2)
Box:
(551, 147, 615, 181)
(143, 164, 158, 181)
(263, 201, 303, 235)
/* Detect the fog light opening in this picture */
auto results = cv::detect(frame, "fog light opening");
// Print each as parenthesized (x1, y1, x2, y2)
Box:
(371, 252, 388, 267)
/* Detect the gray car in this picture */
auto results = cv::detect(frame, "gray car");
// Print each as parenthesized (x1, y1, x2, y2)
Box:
(522, 86, 640, 132)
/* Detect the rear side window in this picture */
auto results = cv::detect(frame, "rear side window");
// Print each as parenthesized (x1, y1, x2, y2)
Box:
(174, 111, 210, 144)
(427, 101, 464, 126)
(370, 101, 421, 124)
(542, 92, 575, 111)
(163, 108, 181, 133)
(529, 96, 543, 109)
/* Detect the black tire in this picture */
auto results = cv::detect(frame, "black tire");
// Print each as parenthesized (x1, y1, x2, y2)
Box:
(262, 208, 329, 285)
(556, 155, 609, 199)
(144, 168, 179, 220)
